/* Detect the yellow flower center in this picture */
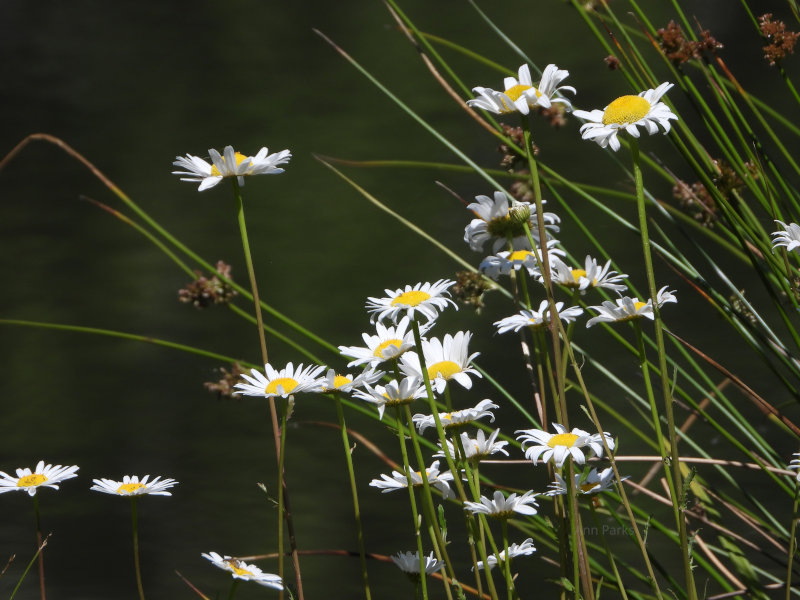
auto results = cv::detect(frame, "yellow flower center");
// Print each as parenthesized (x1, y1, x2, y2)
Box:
(580, 482, 599, 493)
(332, 375, 352, 389)
(226, 561, 253, 577)
(265, 377, 298, 395)
(117, 482, 146, 494)
(504, 84, 533, 102)
(427, 360, 461, 380)
(508, 250, 533, 261)
(547, 433, 579, 448)
(571, 268, 587, 282)
(17, 474, 47, 487)
(633, 301, 648, 311)
(602, 95, 651, 125)
(374, 338, 402, 358)
(210, 152, 248, 176)
(391, 290, 431, 307)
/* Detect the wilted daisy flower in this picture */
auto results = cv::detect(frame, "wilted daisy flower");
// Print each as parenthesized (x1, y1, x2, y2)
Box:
(0, 461, 79, 496)
(366, 280, 457, 324)
(173, 145, 291, 191)
(90, 475, 178, 497)
(475, 538, 536, 571)
(412, 399, 498, 435)
(391, 551, 445, 576)
(320, 367, 383, 394)
(400, 331, 481, 394)
(771, 221, 800, 253)
(369, 460, 454, 499)
(494, 300, 584, 334)
(467, 64, 575, 115)
(434, 428, 509, 462)
(463, 490, 539, 518)
(339, 316, 428, 367)
(546, 467, 621, 496)
(585, 286, 677, 327)
(479, 241, 566, 280)
(352, 376, 428, 420)
(573, 82, 677, 151)
(234, 362, 326, 398)
(545, 256, 628, 293)
(516, 423, 614, 468)
(465, 191, 560, 254)
(202, 552, 283, 589)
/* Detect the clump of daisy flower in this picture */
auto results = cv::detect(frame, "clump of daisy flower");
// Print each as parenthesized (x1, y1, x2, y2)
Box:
(573, 82, 678, 151)
(202, 551, 283, 589)
(234, 362, 326, 398)
(366, 280, 457, 324)
(90, 475, 178, 497)
(516, 423, 614, 468)
(585, 287, 677, 327)
(0, 461, 79, 496)
(173, 145, 291, 191)
(467, 64, 575, 115)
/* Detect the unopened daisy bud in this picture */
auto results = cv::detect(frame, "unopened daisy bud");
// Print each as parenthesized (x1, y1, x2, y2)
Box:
(508, 203, 531, 227)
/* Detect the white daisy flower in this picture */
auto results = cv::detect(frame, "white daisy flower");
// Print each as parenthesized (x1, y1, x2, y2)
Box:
(90, 475, 178, 497)
(412, 399, 499, 435)
(173, 145, 291, 191)
(545, 256, 628, 293)
(516, 423, 614, 468)
(467, 64, 575, 115)
(463, 490, 538, 518)
(585, 286, 677, 327)
(391, 551, 445, 575)
(320, 367, 383, 394)
(338, 316, 428, 367)
(434, 429, 509, 462)
(234, 362, 326, 398)
(494, 299, 584, 334)
(400, 331, 481, 394)
(369, 460, 454, 499)
(366, 280, 457, 324)
(771, 221, 800, 253)
(352, 376, 428, 420)
(475, 538, 537, 571)
(0, 461, 79, 496)
(545, 467, 620, 496)
(464, 191, 560, 254)
(479, 241, 566, 280)
(202, 551, 283, 590)
(789, 453, 800, 482)
(573, 82, 678, 151)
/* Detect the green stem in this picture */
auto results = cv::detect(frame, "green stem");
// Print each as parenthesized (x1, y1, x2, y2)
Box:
(33, 494, 45, 600)
(227, 579, 240, 600)
(130, 498, 146, 600)
(333, 393, 372, 600)
(787, 478, 800, 600)
(501, 520, 513, 600)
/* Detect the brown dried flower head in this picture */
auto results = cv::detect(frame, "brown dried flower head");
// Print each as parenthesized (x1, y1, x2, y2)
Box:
(657, 20, 722, 65)
(451, 271, 493, 312)
(204, 363, 247, 399)
(604, 55, 621, 70)
(759, 13, 799, 66)
(178, 260, 238, 308)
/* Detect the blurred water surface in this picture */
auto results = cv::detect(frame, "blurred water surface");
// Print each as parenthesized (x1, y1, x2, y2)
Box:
(1, 1, 798, 598)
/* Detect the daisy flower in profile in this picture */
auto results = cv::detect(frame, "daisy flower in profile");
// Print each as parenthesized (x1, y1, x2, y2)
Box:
(234, 362, 326, 398)
(789, 453, 800, 481)
(320, 367, 383, 394)
(0, 461, 79, 496)
(90, 475, 178, 497)
(771, 221, 800, 253)
(339, 316, 428, 367)
(464, 191, 560, 254)
(366, 280, 457, 324)
(172, 145, 291, 191)
(467, 64, 575, 115)
(369, 460, 454, 499)
(546, 467, 621, 496)
(545, 256, 628, 293)
(400, 331, 481, 394)
(202, 552, 283, 590)
(479, 241, 565, 280)
(391, 551, 445, 576)
(352, 376, 428, 420)
(475, 538, 536, 571)
(463, 490, 538, 518)
(516, 423, 614, 468)
(412, 399, 499, 435)
(494, 300, 583, 334)
(585, 286, 677, 327)
(573, 82, 677, 151)
(434, 428, 509, 462)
